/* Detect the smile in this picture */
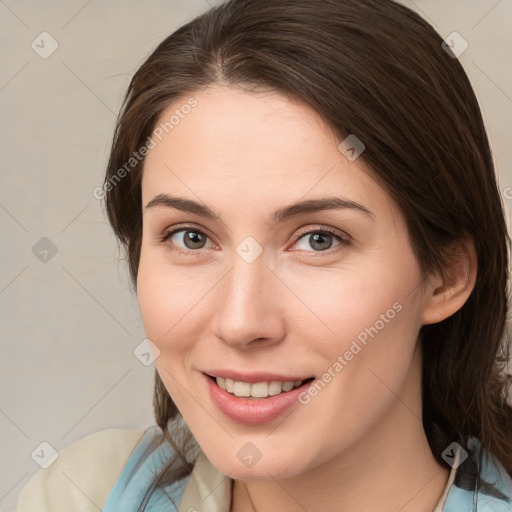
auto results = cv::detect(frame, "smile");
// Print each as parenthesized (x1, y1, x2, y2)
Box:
(205, 373, 316, 425)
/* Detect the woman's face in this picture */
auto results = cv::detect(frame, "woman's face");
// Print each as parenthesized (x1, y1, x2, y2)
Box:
(137, 84, 434, 479)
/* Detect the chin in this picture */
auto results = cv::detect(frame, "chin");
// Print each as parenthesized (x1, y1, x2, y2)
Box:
(204, 447, 305, 481)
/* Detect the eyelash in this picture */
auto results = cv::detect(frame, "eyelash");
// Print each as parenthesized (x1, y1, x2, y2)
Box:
(157, 224, 350, 256)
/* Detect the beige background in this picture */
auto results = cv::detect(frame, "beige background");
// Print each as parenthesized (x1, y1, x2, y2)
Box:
(1, 1, 511, 510)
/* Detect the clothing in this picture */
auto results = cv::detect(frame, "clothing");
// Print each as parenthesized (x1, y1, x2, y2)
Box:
(17, 425, 512, 511)
(16, 428, 145, 511)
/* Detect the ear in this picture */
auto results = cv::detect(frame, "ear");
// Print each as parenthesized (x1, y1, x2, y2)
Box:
(421, 236, 477, 325)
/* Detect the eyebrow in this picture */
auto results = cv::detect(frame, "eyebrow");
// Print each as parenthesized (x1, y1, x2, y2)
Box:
(145, 193, 374, 224)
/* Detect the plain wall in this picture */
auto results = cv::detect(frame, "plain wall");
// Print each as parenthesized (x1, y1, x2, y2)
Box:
(1, 1, 511, 510)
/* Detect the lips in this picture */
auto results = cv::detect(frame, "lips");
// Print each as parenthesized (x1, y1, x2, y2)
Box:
(204, 372, 316, 425)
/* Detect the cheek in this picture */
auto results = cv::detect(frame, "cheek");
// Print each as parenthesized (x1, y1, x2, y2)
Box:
(136, 251, 214, 348)
(291, 280, 422, 464)
(136, 260, 200, 408)
(277, 255, 421, 352)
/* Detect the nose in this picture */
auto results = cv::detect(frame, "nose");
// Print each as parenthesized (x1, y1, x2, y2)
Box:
(211, 253, 286, 349)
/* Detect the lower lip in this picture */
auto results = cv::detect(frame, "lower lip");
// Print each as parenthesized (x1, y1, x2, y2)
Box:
(205, 373, 312, 426)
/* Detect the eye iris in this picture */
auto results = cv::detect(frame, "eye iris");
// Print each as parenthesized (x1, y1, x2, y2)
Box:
(310, 232, 332, 251)
(184, 230, 206, 249)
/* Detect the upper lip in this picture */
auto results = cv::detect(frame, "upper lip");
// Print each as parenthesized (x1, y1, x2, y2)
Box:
(204, 370, 315, 383)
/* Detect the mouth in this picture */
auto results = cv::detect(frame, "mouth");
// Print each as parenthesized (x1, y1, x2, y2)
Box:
(205, 374, 316, 400)
(204, 372, 316, 425)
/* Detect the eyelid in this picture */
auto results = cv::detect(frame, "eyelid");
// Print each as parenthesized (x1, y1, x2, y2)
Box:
(291, 224, 349, 243)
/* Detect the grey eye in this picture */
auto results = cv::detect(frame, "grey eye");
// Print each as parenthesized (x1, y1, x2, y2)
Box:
(295, 231, 342, 252)
(171, 229, 210, 250)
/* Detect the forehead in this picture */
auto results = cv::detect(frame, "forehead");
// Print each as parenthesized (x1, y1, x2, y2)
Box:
(141, 84, 389, 220)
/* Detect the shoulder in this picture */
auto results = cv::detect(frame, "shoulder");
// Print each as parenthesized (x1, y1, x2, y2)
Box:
(17, 427, 146, 512)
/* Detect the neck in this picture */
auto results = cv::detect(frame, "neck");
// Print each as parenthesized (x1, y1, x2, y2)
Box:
(231, 345, 450, 512)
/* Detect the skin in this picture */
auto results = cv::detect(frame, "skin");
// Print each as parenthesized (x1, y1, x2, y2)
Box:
(137, 84, 477, 511)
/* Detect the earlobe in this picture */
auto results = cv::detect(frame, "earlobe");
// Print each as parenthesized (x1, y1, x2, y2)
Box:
(421, 236, 478, 325)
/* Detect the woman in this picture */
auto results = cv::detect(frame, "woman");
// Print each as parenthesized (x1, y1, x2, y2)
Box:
(17, 0, 512, 510)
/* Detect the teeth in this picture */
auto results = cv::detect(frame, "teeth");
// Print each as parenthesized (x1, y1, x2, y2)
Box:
(233, 381, 251, 397)
(251, 382, 269, 398)
(282, 381, 294, 392)
(268, 381, 282, 396)
(215, 377, 305, 398)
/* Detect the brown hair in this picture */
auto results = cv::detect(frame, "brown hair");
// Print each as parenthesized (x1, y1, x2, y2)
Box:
(103, 0, 512, 488)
